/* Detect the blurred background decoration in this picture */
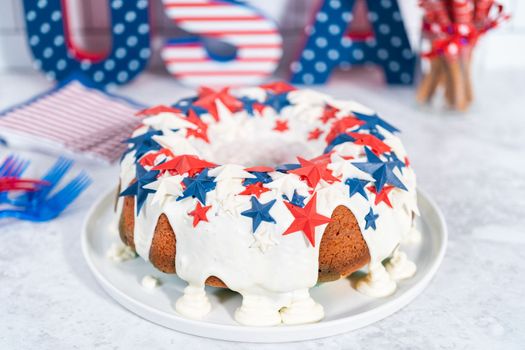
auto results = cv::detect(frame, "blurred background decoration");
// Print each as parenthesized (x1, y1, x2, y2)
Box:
(0, 0, 421, 87)
(0, 0, 521, 94)
(416, 0, 509, 111)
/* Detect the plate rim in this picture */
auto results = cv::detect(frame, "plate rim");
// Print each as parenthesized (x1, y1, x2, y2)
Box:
(81, 187, 447, 343)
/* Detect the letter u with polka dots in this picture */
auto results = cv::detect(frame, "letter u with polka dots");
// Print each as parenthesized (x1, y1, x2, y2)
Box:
(22, 0, 151, 86)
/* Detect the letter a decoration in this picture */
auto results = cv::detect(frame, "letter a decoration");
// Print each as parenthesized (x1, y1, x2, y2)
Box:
(22, 0, 151, 86)
(290, 0, 415, 85)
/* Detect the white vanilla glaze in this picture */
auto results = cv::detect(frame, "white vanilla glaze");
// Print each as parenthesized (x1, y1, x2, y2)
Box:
(141, 275, 161, 289)
(106, 243, 137, 262)
(116, 86, 420, 326)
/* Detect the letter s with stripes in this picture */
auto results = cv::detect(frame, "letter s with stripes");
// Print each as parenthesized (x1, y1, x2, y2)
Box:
(161, 0, 283, 86)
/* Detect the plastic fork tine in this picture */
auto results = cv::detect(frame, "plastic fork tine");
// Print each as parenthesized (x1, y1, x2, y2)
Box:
(11, 159, 30, 177)
(39, 157, 74, 196)
(1, 156, 18, 177)
(12, 157, 74, 206)
(47, 172, 91, 208)
(0, 155, 16, 176)
(3, 157, 29, 178)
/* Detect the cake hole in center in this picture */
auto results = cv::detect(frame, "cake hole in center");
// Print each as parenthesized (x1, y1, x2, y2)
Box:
(209, 136, 316, 167)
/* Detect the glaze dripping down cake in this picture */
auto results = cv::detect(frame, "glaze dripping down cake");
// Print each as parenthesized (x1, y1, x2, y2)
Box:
(116, 82, 420, 326)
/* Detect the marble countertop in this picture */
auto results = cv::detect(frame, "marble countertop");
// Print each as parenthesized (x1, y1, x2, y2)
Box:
(0, 69, 524, 349)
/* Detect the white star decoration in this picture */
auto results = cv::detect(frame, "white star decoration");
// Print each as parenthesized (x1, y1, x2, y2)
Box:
(287, 89, 331, 106)
(152, 128, 199, 156)
(250, 227, 278, 253)
(208, 164, 255, 181)
(266, 172, 309, 199)
(216, 194, 246, 216)
(328, 153, 374, 181)
(330, 142, 362, 159)
(142, 112, 197, 131)
(143, 174, 184, 206)
(214, 179, 244, 200)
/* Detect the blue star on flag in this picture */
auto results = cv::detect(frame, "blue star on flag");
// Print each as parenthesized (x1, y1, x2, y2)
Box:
(364, 207, 379, 230)
(241, 197, 277, 232)
(345, 178, 369, 199)
(264, 92, 291, 113)
(283, 190, 306, 207)
(177, 168, 216, 205)
(120, 164, 160, 214)
(352, 147, 407, 193)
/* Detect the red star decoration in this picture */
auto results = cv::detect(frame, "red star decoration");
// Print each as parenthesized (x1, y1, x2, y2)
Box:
(348, 132, 391, 155)
(139, 148, 174, 168)
(259, 81, 296, 94)
(307, 128, 323, 140)
(188, 202, 211, 227)
(245, 166, 274, 172)
(310, 152, 333, 165)
(282, 193, 331, 247)
(319, 105, 339, 124)
(153, 154, 216, 176)
(135, 105, 181, 116)
(368, 185, 395, 208)
(289, 156, 340, 188)
(185, 110, 210, 143)
(239, 182, 270, 198)
(273, 120, 289, 132)
(404, 156, 410, 167)
(193, 87, 242, 121)
(325, 115, 365, 143)
(253, 102, 266, 115)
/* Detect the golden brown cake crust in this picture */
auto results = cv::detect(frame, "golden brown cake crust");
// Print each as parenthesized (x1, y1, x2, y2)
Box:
(118, 196, 370, 287)
(149, 214, 177, 273)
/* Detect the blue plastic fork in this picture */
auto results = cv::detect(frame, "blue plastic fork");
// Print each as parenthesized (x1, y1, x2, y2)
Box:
(0, 171, 92, 221)
(0, 155, 30, 203)
(0, 155, 30, 178)
(13, 157, 74, 207)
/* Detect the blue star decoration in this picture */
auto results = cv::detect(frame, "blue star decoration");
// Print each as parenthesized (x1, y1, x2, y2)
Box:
(275, 163, 301, 173)
(283, 190, 306, 207)
(384, 152, 406, 172)
(345, 178, 369, 200)
(120, 164, 159, 214)
(364, 208, 379, 230)
(324, 133, 356, 153)
(238, 96, 259, 116)
(352, 147, 407, 193)
(172, 96, 207, 117)
(241, 197, 277, 233)
(122, 129, 163, 160)
(264, 92, 291, 113)
(243, 171, 273, 186)
(354, 112, 399, 140)
(177, 168, 217, 205)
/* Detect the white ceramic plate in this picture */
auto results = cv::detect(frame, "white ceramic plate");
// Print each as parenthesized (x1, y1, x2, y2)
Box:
(81, 188, 447, 343)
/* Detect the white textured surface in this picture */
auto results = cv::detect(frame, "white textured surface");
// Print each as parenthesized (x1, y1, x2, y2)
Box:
(1, 70, 525, 349)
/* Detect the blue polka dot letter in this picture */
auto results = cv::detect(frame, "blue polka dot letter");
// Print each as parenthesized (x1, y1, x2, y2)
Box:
(22, 0, 151, 86)
(290, 0, 415, 85)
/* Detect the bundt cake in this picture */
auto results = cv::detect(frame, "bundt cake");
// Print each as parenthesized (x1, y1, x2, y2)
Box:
(116, 82, 419, 326)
